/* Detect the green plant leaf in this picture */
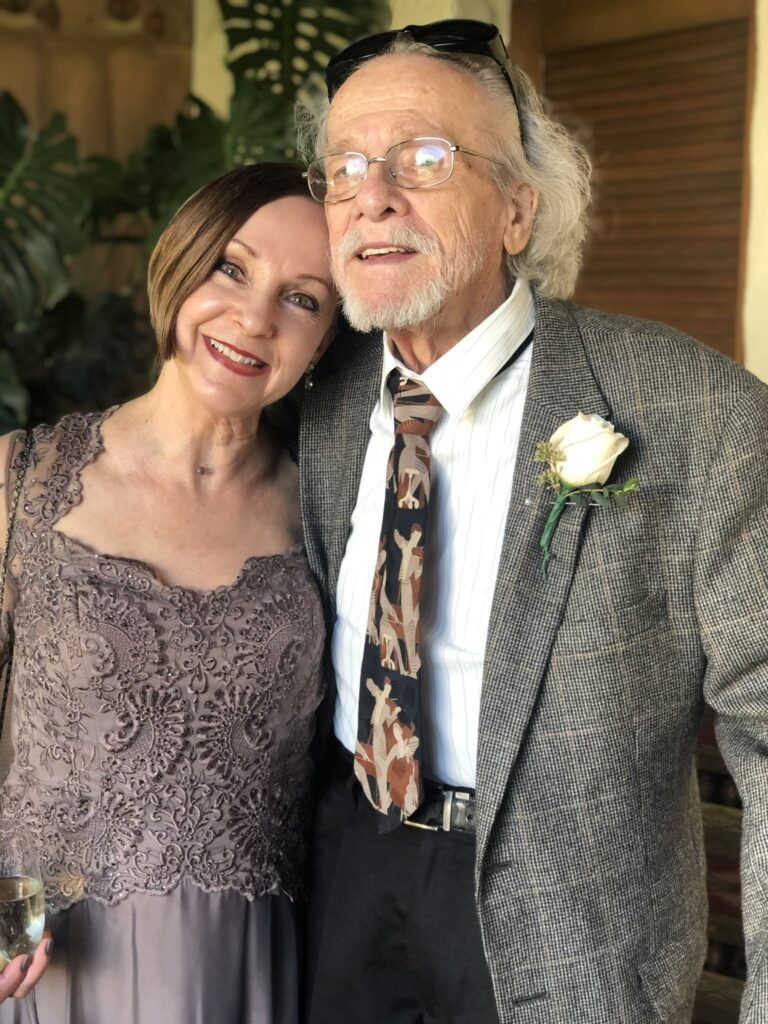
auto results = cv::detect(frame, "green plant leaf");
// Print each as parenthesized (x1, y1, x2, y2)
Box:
(592, 490, 610, 507)
(0, 349, 28, 429)
(4, 290, 155, 425)
(0, 92, 90, 326)
(218, 0, 389, 96)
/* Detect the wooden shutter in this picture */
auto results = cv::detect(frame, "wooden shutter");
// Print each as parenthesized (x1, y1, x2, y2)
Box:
(545, 20, 749, 359)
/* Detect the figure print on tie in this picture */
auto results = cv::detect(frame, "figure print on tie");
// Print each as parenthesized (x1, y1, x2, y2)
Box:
(366, 541, 386, 645)
(394, 524, 424, 677)
(377, 569, 407, 675)
(354, 678, 420, 817)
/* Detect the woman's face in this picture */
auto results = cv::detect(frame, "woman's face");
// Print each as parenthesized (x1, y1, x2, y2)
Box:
(174, 195, 336, 418)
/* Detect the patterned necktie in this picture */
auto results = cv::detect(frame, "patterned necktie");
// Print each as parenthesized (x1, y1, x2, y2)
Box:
(354, 371, 443, 830)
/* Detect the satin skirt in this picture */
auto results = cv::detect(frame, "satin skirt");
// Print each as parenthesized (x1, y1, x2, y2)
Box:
(0, 880, 299, 1024)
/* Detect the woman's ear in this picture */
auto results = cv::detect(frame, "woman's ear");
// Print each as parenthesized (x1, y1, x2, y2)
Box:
(503, 184, 538, 257)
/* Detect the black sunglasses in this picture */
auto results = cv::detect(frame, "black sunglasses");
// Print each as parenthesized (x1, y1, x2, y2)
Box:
(324, 19, 524, 147)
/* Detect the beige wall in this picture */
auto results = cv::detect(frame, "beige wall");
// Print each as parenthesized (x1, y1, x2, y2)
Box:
(0, 1, 191, 157)
(192, 0, 231, 118)
(390, 0, 510, 36)
(745, 0, 768, 382)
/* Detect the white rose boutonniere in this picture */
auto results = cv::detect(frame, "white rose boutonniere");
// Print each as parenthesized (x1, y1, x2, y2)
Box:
(535, 412, 638, 577)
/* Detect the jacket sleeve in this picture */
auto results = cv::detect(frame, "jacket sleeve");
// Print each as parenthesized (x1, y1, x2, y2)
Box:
(695, 377, 768, 1019)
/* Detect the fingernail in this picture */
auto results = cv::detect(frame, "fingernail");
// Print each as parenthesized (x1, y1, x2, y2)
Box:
(20, 955, 32, 973)
(46, 939, 54, 956)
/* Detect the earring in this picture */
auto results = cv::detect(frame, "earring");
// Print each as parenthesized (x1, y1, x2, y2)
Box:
(304, 361, 316, 390)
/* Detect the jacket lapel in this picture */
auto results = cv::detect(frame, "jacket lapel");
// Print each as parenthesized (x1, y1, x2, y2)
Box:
(300, 327, 382, 620)
(474, 296, 611, 873)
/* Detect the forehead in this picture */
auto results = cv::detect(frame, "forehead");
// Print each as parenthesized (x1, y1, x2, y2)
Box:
(234, 195, 326, 244)
(230, 196, 330, 278)
(325, 54, 493, 152)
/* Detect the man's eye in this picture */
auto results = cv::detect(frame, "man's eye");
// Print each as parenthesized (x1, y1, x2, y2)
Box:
(287, 292, 320, 313)
(216, 259, 243, 280)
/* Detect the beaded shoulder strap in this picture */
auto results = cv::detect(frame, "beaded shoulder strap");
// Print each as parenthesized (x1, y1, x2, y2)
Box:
(0, 432, 32, 737)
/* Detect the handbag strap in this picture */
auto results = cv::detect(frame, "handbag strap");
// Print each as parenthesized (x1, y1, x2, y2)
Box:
(0, 431, 32, 736)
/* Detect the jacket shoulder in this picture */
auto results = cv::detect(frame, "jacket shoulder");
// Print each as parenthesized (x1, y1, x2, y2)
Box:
(552, 299, 766, 406)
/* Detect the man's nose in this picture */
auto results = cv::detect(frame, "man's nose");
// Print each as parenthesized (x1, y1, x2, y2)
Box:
(352, 160, 409, 220)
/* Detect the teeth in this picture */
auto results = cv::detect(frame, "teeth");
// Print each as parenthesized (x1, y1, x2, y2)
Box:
(359, 247, 409, 260)
(208, 338, 264, 367)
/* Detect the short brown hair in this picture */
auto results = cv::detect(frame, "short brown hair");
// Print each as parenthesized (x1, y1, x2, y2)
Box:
(148, 163, 309, 360)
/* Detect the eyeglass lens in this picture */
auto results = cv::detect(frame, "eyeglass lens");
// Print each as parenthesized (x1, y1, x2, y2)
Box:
(310, 139, 455, 203)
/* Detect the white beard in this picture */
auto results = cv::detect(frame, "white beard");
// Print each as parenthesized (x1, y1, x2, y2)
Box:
(332, 227, 485, 334)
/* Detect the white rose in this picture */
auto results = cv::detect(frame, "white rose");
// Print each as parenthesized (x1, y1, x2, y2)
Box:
(549, 412, 629, 487)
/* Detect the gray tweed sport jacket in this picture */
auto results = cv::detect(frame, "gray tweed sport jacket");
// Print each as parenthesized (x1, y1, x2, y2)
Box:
(298, 292, 768, 1024)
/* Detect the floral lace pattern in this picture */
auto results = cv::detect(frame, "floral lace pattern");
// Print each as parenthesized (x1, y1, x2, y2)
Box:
(0, 413, 324, 912)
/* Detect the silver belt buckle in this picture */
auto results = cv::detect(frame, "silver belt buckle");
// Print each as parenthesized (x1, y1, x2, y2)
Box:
(443, 790, 472, 831)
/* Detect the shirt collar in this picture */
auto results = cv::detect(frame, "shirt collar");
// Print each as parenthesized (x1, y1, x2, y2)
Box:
(380, 279, 536, 418)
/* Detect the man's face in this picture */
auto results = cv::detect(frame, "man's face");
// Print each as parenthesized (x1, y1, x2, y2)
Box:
(323, 54, 530, 337)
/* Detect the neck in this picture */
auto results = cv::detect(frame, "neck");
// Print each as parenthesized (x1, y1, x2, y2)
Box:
(388, 278, 508, 374)
(116, 362, 275, 486)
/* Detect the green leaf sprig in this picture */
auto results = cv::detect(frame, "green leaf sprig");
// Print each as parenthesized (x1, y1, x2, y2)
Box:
(534, 440, 638, 578)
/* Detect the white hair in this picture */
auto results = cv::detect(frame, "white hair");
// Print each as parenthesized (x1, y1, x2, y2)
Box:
(297, 39, 592, 300)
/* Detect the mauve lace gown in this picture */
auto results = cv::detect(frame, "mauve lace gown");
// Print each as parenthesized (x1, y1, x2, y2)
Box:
(0, 411, 325, 1024)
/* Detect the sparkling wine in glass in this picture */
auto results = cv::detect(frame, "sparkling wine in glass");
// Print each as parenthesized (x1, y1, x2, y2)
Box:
(0, 818, 43, 1020)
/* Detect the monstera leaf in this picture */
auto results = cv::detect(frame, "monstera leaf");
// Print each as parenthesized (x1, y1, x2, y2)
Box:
(0, 91, 90, 326)
(4, 290, 155, 426)
(219, 0, 389, 96)
(109, 84, 296, 246)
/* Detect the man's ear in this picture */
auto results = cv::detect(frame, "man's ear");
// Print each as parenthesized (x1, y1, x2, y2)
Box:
(503, 184, 538, 257)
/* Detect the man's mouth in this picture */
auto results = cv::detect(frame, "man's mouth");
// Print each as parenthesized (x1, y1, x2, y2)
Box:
(357, 246, 414, 261)
(206, 337, 266, 369)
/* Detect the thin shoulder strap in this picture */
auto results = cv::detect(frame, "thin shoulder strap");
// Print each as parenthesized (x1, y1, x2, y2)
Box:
(0, 431, 33, 736)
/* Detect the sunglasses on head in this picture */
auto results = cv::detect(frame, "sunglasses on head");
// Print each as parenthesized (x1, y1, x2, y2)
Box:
(324, 19, 524, 147)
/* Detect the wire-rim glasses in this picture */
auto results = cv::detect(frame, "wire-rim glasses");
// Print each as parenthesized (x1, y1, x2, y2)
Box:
(304, 136, 505, 205)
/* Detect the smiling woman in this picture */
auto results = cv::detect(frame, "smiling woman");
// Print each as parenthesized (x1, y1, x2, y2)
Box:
(0, 164, 337, 1024)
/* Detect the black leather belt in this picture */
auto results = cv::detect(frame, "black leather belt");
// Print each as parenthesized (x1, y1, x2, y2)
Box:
(331, 740, 477, 834)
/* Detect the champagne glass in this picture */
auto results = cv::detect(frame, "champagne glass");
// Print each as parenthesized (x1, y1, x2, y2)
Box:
(0, 818, 43, 1022)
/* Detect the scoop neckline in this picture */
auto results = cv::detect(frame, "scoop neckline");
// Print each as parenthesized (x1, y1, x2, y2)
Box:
(46, 406, 306, 597)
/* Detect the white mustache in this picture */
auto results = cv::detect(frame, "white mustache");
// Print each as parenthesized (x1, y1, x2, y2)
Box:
(335, 227, 441, 263)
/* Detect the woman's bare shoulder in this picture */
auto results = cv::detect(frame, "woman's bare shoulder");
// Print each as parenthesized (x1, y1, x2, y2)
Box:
(0, 430, 23, 540)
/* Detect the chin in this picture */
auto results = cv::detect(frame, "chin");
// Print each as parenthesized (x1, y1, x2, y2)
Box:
(341, 280, 448, 334)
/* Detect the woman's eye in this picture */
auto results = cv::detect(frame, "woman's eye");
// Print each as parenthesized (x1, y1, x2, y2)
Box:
(216, 258, 243, 281)
(287, 292, 320, 313)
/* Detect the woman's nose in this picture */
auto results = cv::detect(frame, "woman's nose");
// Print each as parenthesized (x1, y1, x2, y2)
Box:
(233, 295, 277, 338)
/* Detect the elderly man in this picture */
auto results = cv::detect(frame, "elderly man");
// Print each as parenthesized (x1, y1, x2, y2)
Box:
(298, 19, 768, 1024)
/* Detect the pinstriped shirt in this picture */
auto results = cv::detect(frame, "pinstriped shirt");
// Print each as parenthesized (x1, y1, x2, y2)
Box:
(332, 280, 536, 787)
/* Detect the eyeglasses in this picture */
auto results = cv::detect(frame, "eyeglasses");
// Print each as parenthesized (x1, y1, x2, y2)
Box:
(304, 136, 505, 205)
(324, 19, 524, 147)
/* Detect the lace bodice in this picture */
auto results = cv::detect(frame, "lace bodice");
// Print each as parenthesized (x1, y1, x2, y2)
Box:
(0, 412, 324, 912)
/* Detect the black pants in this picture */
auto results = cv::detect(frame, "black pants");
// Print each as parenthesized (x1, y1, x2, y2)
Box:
(304, 770, 500, 1024)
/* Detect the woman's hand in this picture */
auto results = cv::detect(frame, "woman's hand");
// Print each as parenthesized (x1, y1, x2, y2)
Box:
(0, 928, 52, 1002)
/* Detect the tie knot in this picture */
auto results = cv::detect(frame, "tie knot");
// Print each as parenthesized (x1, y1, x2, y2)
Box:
(388, 372, 443, 436)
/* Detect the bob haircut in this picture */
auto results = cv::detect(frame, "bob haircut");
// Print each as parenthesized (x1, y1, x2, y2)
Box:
(148, 163, 310, 360)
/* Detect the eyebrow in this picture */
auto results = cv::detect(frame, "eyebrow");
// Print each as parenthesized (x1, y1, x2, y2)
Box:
(229, 237, 258, 257)
(227, 239, 332, 291)
(294, 274, 334, 290)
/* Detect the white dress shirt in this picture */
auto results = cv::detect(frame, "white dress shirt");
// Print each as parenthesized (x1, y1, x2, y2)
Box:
(332, 280, 536, 787)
